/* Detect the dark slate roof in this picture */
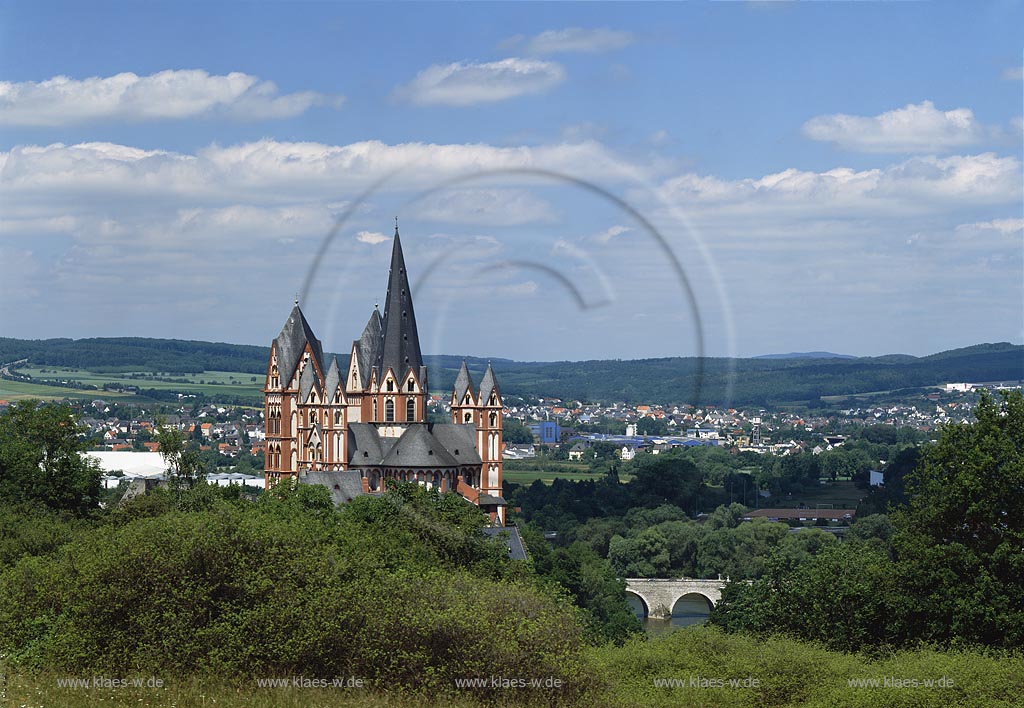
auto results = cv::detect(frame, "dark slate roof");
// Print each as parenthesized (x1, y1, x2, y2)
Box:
(429, 424, 481, 464)
(381, 424, 459, 468)
(347, 422, 390, 465)
(299, 359, 320, 402)
(353, 308, 382, 389)
(324, 356, 341, 400)
(483, 526, 528, 561)
(375, 227, 423, 383)
(478, 362, 500, 405)
(274, 303, 324, 386)
(301, 470, 365, 505)
(347, 422, 480, 469)
(452, 360, 475, 404)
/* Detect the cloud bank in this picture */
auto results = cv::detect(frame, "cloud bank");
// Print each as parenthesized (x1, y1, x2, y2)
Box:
(0, 70, 340, 126)
(393, 58, 565, 106)
(803, 101, 986, 153)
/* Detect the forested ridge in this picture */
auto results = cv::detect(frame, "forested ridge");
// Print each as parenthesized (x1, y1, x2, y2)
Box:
(1, 336, 1020, 406)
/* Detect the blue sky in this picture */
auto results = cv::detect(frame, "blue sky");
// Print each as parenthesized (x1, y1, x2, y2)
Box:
(0, 1, 1021, 361)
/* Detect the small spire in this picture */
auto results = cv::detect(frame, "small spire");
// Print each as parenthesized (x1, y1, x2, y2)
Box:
(394, 215, 399, 237)
(294, 293, 299, 307)
(374, 301, 379, 310)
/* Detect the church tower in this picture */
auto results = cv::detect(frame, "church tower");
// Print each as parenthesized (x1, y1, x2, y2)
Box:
(478, 363, 504, 507)
(451, 360, 504, 523)
(263, 221, 506, 524)
(366, 224, 428, 436)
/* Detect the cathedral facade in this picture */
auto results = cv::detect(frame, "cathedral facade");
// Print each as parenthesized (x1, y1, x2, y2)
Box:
(262, 226, 506, 524)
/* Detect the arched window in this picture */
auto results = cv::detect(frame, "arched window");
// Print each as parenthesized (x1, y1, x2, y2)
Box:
(406, 398, 415, 421)
(489, 412, 497, 427)
(464, 412, 472, 424)
(334, 411, 342, 426)
(373, 398, 378, 419)
(385, 399, 395, 422)
(386, 379, 394, 392)
(407, 378, 415, 392)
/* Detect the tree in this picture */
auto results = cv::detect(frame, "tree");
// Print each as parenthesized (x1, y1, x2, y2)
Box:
(0, 400, 101, 515)
(891, 389, 1024, 646)
(154, 421, 206, 497)
(629, 452, 702, 510)
(501, 418, 534, 444)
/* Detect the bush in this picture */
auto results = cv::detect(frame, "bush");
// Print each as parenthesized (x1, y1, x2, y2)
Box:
(0, 489, 587, 699)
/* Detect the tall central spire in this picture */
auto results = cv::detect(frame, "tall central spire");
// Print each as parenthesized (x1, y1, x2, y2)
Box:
(376, 223, 423, 382)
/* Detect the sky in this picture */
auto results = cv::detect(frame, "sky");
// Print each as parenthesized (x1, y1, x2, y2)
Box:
(0, 1, 1021, 362)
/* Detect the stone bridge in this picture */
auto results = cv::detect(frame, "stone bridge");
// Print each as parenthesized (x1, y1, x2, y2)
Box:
(624, 578, 727, 620)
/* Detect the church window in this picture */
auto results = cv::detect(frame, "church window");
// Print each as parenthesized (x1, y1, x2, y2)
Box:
(489, 412, 497, 427)
(387, 379, 394, 392)
(334, 411, 342, 426)
(406, 398, 415, 421)
(385, 399, 395, 422)
(407, 379, 415, 392)
(373, 399, 378, 419)
(464, 412, 472, 424)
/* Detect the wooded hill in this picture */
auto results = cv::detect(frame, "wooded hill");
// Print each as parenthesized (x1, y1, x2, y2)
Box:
(1, 337, 1020, 408)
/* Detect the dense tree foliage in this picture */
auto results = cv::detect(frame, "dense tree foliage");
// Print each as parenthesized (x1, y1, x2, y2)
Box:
(0, 401, 101, 514)
(712, 390, 1024, 651)
(0, 483, 591, 697)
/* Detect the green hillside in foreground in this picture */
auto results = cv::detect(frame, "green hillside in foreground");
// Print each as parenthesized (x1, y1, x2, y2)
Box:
(1, 337, 1020, 407)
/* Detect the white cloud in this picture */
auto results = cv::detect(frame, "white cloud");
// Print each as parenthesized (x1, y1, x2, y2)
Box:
(0, 69, 339, 126)
(802, 101, 987, 153)
(0, 137, 644, 200)
(523, 28, 635, 54)
(1001, 66, 1024, 81)
(356, 230, 390, 245)
(412, 188, 556, 225)
(393, 58, 565, 106)
(955, 218, 1024, 236)
(593, 225, 633, 243)
(653, 152, 1021, 217)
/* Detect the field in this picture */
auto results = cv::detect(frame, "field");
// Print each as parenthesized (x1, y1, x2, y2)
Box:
(768, 480, 864, 510)
(4, 626, 1022, 708)
(6, 366, 263, 402)
(503, 459, 635, 486)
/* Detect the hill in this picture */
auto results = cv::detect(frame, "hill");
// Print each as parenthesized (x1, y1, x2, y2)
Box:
(1, 337, 1021, 408)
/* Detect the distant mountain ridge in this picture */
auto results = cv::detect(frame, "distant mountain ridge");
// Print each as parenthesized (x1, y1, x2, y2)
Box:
(754, 351, 856, 360)
(1, 337, 1021, 407)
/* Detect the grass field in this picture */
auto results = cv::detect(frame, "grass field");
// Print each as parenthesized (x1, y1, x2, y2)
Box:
(8, 366, 263, 402)
(503, 459, 635, 486)
(0, 378, 137, 402)
(768, 480, 864, 510)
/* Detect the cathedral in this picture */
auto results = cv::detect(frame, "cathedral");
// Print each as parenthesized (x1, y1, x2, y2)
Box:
(262, 225, 506, 525)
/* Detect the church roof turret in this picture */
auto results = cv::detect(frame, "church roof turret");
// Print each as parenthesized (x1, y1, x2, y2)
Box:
(353, 308, 382, 389)
(453, 360, 475, 404)
(375, 224, 423, 383)
(274, 302, 324, 386)
(299, 357, 320, 401)
(479, 362, 500, 406)
(324, 356, 341, 398)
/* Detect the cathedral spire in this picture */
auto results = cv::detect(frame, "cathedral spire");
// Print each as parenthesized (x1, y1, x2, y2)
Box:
(376, 223, 423, 382)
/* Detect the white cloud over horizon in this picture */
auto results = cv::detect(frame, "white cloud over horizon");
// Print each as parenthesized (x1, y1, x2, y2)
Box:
(0, 70, 341, 126)
(356, 230, 390, 245)
(802, 101, 988, 153)
(0, 137, 647, 200)
(651, 152, 1021, 219)
(393, 58, 565, 106)
(517, 27, 635, 55)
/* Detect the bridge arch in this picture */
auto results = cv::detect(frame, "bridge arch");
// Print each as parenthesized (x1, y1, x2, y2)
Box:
(624, 589, 650, 618)
(624, 578, 726, 620)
